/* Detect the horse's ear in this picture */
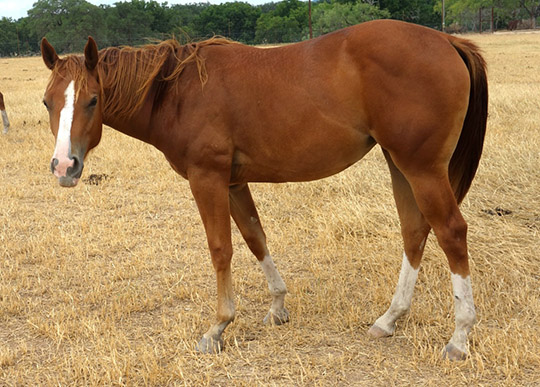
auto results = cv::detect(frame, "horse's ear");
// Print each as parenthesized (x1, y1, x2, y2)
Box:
(41, 38, 59, 70)
(84, 37, 99, 71)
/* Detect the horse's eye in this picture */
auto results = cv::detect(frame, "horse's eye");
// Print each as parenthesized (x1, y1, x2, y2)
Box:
(88, 96, 98, 108)
(43, 100, 50, 110)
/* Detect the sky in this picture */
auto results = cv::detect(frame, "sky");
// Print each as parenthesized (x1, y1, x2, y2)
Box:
(0, 0, 271, 20)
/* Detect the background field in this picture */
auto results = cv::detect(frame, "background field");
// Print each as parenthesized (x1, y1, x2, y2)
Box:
(0, 31, 539, 385)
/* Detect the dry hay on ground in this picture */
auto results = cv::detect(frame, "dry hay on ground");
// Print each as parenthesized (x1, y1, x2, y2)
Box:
(0, 32, 539, 385)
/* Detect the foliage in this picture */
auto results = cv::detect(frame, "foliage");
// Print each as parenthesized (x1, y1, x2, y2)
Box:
(379, 0, 440, 27)
(0, 0, 538, 56)
(26, 0, 106, 53)
(167, 3, 209, 38)
(255, 0, 308, 43)
(102, 1, 156, 46)
(312, 1, 390, 36)
(435, 0, 539, 31)
(0, 18, 19, 55)
(193, 2, 261, 43)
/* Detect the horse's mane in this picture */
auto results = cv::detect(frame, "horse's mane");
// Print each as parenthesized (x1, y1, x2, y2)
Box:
(99, 37, 235, 118)
(47, 37, 235, 119)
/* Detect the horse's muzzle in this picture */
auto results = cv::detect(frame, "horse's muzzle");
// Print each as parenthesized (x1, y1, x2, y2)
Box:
(51, 155, 83, 187)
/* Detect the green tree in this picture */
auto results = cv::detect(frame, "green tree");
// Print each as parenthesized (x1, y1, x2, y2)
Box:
(193, 2, 261, 43)
(254, 0, 308, 43)
(0, 18, 19, 56)
(103, 0, 157, 46)
(255, 13, 303, 42)
(437, 0, 533, 31)
(312, 1, 390, 36)
(26, 0, 106, 53)
(12, 18, 39, 54)
(167, 3, 210, 38)
(379, 0, 440, 27)
(518, 0, 540, 27)
(145, 1, 174, 34)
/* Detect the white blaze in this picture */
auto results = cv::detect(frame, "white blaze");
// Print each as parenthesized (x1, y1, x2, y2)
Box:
(52, 80, 75, 178)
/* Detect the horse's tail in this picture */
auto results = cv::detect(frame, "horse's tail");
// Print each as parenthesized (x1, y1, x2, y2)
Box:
(448, 37, 488, 204)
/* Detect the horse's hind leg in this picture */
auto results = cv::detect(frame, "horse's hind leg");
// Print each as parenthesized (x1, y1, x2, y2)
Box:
(229, 183, 289, 325)
(384, 151, 476, 360)
(368, 151, 431, 338)
(411, 176, 475, 360)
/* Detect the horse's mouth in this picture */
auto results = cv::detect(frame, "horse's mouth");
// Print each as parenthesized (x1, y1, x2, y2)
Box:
(58, 176, 80, 187)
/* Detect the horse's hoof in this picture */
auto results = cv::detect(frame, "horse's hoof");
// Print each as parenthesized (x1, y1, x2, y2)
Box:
(263, 308, 290, 325)
(196, 336, 224, 354)
(443, 343, 468, 361)
(367, 324, 393, 338)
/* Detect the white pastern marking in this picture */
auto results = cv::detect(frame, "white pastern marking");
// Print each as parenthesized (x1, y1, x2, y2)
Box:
(259, 255, 287, 296)
(389, 253, 419, 314)
(52, 81, 76, 177)
(374, 253, 419, 332)
(451, 273, 476, 324)
(1, 110, 9, 133)
(449, 273, 476, 352)
(259, 254, 287, 315)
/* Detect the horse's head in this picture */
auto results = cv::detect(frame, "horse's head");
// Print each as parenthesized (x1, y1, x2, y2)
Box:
(41, 37, 102, 187)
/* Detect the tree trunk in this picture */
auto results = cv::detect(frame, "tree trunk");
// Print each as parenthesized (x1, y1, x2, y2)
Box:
(479, 8, 482, 33)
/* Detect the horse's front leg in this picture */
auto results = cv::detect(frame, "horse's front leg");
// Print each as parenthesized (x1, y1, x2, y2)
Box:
(189, 168, 235, 354)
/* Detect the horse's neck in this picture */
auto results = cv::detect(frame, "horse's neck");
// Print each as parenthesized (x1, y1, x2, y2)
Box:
(99, 61, 154, 144)
(101, 94, 154, 144)
(102, 107, 153, 144)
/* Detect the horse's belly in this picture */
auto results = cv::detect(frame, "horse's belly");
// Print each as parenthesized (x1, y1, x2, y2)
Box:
(231, 128, 376, 184)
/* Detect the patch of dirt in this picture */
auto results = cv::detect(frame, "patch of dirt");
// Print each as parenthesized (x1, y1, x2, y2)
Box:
(83, 173, 110, 185)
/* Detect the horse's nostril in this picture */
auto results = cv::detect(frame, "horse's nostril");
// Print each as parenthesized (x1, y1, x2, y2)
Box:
(67, 155, 84, 178)
(50, 158, 59, 174)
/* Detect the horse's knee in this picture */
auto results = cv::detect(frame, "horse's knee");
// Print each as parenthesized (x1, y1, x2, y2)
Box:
(208, 245, 233, 271)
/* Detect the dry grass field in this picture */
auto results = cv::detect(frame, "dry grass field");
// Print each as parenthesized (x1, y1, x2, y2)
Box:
(0, 31, 539, 385)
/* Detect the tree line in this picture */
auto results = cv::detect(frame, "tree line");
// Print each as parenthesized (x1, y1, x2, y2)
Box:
(0, 0, 538, 56)
(441, 0, 539, 32)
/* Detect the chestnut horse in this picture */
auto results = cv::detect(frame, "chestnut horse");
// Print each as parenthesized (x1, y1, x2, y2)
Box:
(40, 19, 487, 360)
(0, 92, 9, 134)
